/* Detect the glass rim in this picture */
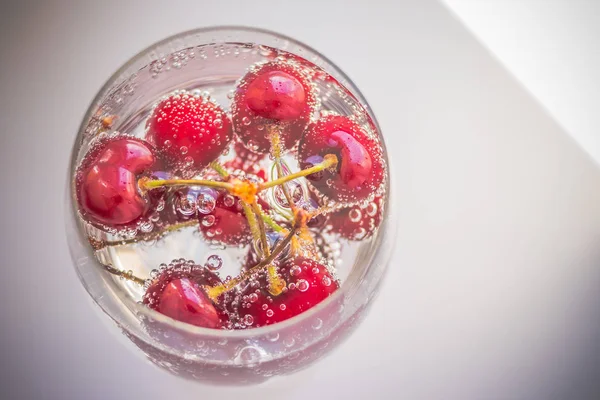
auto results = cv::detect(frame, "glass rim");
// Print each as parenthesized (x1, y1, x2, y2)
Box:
(69, 25, 393, 341)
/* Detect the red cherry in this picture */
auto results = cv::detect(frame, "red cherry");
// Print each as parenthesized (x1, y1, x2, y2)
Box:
(146, 91, 232, 174)
(239, 257, 339, 328)
(298, 115, 385, 203)
(76, 137, 157, 227)
(328, 195, 384, 240)
(232, 61, 316, 153)
(245, 71, 306, 120)
(156, 278, 220, 328)
(198, 192, 251, 245)
(143, 263, 225, 329)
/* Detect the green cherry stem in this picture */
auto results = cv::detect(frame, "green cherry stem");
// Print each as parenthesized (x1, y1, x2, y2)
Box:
(139, 177, 233, 191)
(260, 154, 338, 190)
(210, 161, 230, 179)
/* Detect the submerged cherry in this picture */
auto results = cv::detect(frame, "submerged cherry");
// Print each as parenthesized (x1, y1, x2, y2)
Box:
(76, 137, 158, 227)
(239, 257, 339, 328)
(198, 192, 251, 245)
(146, 91, 232, 174)
(232, 61, 316, 153)
(328, 195, 384, 240)
(298, 115, 384, 203)
(143, 263, 225, 329)
(245, 70, 306, 120)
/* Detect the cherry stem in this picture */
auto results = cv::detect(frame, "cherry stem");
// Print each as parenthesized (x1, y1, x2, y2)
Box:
(92, 220, 198, 249)
(251, 200, 286, 294)
(260, 154, 338, 190)
(260, 210, 285, 233)
(139, 177, 233, 191)
(103, 264, 146, 285)
(205, 226, 298, 301)
(210, 161, 229, 179)
(270, 130, 296, 211)
(251, 201, 271, 257)
(240, 201, 262, 250)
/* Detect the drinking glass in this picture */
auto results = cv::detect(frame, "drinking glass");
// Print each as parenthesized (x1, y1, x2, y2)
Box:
(66, 26, 396, 385)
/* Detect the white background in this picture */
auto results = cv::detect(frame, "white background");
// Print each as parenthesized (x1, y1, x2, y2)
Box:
(444, 0, 600, 165)
(1, 1, 599, 399)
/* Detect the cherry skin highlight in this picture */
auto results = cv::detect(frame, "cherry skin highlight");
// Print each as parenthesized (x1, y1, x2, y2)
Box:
(298, 115, 384, 203)
(77, 137, 157, 227)
(146, 91, 232, 174)
(232, 61, 316, 153)
(239, 257, 339, 328)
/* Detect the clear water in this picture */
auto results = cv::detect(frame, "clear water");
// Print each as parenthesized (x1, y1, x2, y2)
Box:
(75, 43, 387, 325)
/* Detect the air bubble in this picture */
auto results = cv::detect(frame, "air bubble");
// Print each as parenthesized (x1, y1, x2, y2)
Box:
(242, 116, 251, 126)
(201, 214, 216, 227)
(289, 265, 301, 277)
(322, 276, 332, 287)
(311, 318, 323, 330)
(355, 227, 367, 240)
(175, 195, 196, 217)
(297, 279, 309, 292)
(349, 208, 362, 223)
(243, 314, 254, 326)
(205, 254, 222, 271)
(213, 119, 223, 129)
(366, 203, 378, 217)
(266, 309, 274, 317)
(236, 346, 262, 365)
(197, 192, 216, 214)
(223, 194, 235, 208)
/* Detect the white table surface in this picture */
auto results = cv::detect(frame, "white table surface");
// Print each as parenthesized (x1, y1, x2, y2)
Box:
(1, 1, 599, 399)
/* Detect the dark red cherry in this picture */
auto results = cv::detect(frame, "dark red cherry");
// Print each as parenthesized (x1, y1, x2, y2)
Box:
(76, 137, 158, 227)
(239, 257, 339, 328)
(298, 115, 385, 203)
(232, 61, 316, 154)
(146, 91, 232, 174)
(143, 263, 225, 329)
(328, 195, 384, 240)
(198, 192, 250, 245)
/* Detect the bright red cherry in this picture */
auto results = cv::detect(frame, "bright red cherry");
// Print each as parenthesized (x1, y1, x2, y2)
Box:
(76, 137, 158, 227)
(143, 263, 225, 329)
(232, 61, 316, 154)
(156, 278, 220, 328)
(146, 91, 232, 174)
(328, 195, 384, 240)
(239, 257, 339, 328)
(245, 71, 306, 120)
(298, 115, 385, 203)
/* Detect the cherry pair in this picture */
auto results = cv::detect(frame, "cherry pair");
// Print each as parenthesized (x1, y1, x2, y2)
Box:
(143, 257, 338, 329)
